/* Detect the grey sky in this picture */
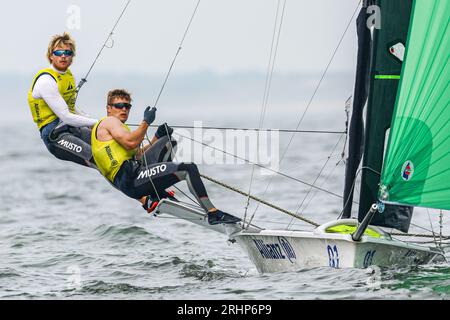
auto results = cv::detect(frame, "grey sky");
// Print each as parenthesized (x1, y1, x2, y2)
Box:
(2, 0, 360, 75)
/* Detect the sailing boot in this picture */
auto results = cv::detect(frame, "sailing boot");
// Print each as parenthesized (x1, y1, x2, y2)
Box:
(164, 190, 177, 201)
(142, 195, 160, 214)
(142, 190, 178, 214)
(207, 210, 241, 225)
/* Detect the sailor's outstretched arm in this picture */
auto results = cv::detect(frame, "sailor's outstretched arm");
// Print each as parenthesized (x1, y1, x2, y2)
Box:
(107, 106, 157, 150)
(108, 118, 149, 150)
(33, 75, 98, 127)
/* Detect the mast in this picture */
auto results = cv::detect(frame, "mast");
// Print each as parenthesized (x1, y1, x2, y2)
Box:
(344, 0, 414, 232)
(342, 0, 372, 218)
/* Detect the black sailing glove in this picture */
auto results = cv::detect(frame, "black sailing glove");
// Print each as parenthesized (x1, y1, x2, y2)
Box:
(155, 123, 174, 138)
(143, 106, 157, 125)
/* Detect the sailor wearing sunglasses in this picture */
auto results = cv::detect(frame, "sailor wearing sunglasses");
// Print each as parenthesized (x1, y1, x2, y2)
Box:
(27, 32, 98, 168)
(91, 89, 241, 225)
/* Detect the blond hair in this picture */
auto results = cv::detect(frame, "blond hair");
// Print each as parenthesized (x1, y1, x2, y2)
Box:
(107, 89, 132, 105)
(47, 32, 76, 63)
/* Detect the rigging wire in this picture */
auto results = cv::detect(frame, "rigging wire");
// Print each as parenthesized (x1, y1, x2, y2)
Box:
(141, 145, 162, 201)
(55, 0, 447, 242)
(289, 107, 349, 227)
(128, 123, 345, 134)
(426, 208, 439, 248)
(439, 210, 444, 248)
(300, 155, 343, 214)
(336, 166, 379, 219)
(410, 221, 441, 235)
(125, 0, 354, 225)
(161, 124, 200, 205)
(140, 0, 202, 204)
(285, 133, 346, 230)
(174, 131, 346, 200)
(244, 0, 287, 225)
(76, 0, 132, 95)
(245, 0, 362, 228)
(143, 133, 199, 206)
(260, 0, 286, 126)
(152, 0, 201, 108)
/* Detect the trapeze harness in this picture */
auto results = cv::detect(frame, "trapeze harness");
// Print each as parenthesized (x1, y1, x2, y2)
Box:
(91, 118, 216, 212)
(27, 67, 97, 168)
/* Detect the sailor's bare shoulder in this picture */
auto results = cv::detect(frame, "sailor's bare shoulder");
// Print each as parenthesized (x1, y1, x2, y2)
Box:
(100, 116, 123, 129)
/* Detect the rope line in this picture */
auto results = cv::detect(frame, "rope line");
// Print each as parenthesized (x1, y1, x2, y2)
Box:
(200, 173, 319, 227)
(390, 232, 450, 239)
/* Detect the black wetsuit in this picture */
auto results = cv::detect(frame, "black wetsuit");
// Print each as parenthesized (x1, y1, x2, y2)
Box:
(113, 136, 215, 212)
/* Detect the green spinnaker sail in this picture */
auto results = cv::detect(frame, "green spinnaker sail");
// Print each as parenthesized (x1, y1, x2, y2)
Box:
(379, 0, 450, 210)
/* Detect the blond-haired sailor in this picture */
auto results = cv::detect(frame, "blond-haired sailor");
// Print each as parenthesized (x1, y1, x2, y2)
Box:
(28, 32, 98, 167)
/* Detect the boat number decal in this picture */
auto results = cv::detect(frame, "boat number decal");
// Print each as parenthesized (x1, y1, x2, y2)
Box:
(327, 245, 339, 268)
(252, 237, 296, 263)
(363, 250, 376, 268)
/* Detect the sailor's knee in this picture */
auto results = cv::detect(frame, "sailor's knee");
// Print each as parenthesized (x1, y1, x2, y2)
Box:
(169, 139, 177, 148)
(178, 162, 198, 172)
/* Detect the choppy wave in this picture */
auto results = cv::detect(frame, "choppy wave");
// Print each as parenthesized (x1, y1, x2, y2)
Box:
(44, 194, 83, 201)
(180, 260, 243, 281)
(21, 253, 95, 268)
(93, 224, 156, 240)
(75, 281, 182, 297)
(0, 268, 21, 279)
(381, 265, 450, 296)
(2, 122, 450, 299)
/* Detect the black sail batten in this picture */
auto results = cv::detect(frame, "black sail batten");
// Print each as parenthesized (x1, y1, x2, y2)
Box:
(356, 0, 413, 232)
(342, 1, 373, 218)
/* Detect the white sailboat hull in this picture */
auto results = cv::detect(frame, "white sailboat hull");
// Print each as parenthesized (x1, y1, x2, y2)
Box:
(155, 200, 445, 273)
(232, 229, 444, 273)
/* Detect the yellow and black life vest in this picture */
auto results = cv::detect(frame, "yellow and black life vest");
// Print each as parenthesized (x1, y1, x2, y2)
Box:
(91, 117, 136, 182)
(27, 67, 77, 129)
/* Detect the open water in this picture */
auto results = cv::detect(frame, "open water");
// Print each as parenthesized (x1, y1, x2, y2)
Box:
(1, 103, 449, 300)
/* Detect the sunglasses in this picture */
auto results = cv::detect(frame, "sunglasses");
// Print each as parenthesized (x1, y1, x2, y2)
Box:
(53, 50, 74, 57)
(111, 103, 132, 110)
